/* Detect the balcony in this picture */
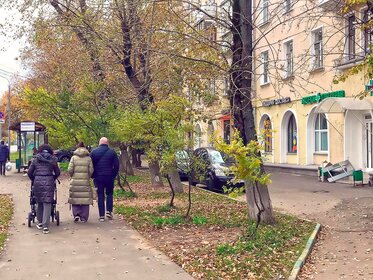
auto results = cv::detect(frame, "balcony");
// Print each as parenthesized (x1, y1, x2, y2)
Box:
(194, 4, 217, 22)
(318, 0, 343, 10)
(333, 51, 370, 70)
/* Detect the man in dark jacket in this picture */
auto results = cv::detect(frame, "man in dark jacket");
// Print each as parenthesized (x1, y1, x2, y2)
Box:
(0, 140, 10, 176)
(91, 137, 119, 221)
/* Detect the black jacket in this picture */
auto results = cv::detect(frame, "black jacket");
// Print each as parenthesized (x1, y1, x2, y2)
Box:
(0, 144, 10, 162)
(28, 151, 61, 203)
(90, 144, 119, 179)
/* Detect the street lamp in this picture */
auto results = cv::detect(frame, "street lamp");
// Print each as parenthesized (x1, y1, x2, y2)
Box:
(0, 74, 11, 146)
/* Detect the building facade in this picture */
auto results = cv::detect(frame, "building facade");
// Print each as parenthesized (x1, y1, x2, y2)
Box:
(252, 0, 372, 171)
(188, 0, 372, 172)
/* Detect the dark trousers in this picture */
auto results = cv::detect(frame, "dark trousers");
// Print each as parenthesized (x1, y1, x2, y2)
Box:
(94, 176, 114, 217)
(0, 161, 5, 175)
(72, 205, 90, 221)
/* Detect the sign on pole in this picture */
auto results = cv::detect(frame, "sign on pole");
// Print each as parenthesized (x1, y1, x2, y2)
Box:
(21, 122, 36, 132)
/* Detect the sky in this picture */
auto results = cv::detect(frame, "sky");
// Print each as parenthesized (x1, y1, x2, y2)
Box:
(0, 7, 25, 95)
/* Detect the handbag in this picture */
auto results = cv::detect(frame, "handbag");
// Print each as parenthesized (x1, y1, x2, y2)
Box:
(5, 161, 12, 172)
(91, 186, 98, 201)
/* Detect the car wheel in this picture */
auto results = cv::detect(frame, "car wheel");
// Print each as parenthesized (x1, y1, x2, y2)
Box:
(206, 176, 214, 191)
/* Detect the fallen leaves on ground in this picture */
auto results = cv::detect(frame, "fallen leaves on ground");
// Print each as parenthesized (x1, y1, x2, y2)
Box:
(114, 182, 315, 279)
(0, 194, 13, 253)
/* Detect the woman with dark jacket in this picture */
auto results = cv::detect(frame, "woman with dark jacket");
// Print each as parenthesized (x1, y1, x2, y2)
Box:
(28, 144, 60, 234)
(68, 142, 94, 222)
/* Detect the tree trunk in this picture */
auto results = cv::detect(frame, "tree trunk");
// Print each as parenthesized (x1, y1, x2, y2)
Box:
(230, 0, 275, 224)
(131, 148, 142, 167)
(119, 144, 134, 176)
(166, 175, 175, 207)
(149, 161, 164, 187)
(168, 168, 183, 193)
(245, 181, 275, 225)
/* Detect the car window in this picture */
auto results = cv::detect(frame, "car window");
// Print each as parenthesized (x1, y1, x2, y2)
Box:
(208, 150, 225, 164)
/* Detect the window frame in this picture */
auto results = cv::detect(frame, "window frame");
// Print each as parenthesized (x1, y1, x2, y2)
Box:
(263, 116, 273, 153)
(284, 40, 294, 78)
(347, 14, 356, 60)
(195, 124, 202, 149)
(261, 0, 269, 24)
(314, 113, 328, 152)
(362, 9, 372, 54)
(284, 0, 292, 13)
(287, 114, 297, 154)
(223, 120, 230, 144)
(312, 28, 323, 69)
(207, 123, 214, 147)
(261, 50, 269, 85)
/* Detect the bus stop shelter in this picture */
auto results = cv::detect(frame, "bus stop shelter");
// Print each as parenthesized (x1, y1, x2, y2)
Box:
(10, 121, 48, 172)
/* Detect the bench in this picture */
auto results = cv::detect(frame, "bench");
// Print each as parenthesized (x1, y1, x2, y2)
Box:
(322, 160, 363, 186)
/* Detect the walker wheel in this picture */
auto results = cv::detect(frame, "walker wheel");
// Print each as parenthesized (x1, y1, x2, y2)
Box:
(27, 213, 33, 228)
(56, 211, 60, 226)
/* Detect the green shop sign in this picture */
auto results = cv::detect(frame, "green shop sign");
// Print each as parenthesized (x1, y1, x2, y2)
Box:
(366, 80, 373, 96)
(301, 90, 345, 105)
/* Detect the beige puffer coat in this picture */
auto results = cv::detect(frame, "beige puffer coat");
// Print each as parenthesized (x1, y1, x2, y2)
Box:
(68, 147, 94, 205)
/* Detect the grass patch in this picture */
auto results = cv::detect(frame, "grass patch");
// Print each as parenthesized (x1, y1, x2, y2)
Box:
(125, 174, 150, 184)
(192, 215, 208, 225)
(0, 195, 13, 253)
(10, 151, 18, 162)
(155, 204, 172, 213)
(112, 176, 316, 279)
(114, 205, 141, 216)
(58, 162, 69, 172)
(113, 189, 137, 199)
(152, 215, 185, 227)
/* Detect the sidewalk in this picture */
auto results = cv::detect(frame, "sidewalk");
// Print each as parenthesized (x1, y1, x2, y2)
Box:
(238, 172, 373, 280)
(0, 172, 193, 280)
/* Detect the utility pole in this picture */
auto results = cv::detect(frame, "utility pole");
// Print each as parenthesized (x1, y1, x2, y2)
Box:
(0, 73, 11, 146)
(7, 82, 10, 146)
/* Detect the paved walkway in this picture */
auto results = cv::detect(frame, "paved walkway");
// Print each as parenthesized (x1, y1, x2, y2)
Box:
(0, 172, 193, 280)
(239, 172, 373, 280)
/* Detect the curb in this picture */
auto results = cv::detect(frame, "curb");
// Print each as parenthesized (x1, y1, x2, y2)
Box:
(185, 182, 322, 280)
(288, 223, 321, 280)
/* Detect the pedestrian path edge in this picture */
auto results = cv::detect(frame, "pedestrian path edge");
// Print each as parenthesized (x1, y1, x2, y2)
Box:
(288, 223, 321, 280)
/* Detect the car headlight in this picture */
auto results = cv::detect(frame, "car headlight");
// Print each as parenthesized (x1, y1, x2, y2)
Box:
(214, 168, 226, 177)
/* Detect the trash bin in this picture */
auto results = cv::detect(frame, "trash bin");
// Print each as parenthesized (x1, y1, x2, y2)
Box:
(15, 158, 20, 170)
(353, 170, 363, 186)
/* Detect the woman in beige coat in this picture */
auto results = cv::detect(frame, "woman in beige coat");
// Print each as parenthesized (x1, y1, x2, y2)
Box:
(68, 142, 94, 222)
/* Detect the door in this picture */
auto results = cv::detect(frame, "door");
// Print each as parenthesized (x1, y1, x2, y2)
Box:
(365, 116, 373, 169)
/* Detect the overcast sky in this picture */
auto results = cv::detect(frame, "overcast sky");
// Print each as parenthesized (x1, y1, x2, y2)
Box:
(0, 7, 25, 95)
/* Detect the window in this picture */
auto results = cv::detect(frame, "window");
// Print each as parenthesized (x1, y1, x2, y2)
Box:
(263, 116, 272, 152)
(207, 123, 214, 147)
(347, 14, 356, 60)
(315, 114, 328, 152)
(284, 40, 293, 77)
(284, 0, 291, 13)
(363, 9, 372, 54)
(261, 51, 269, 84)
(195, 124, 202, 149)
(312, 28, 323, 69)
(287, 114, 297, 153)
(210, 79, 216, 94)
(223, 120, 230, 144)
(261, 0, 269, 23)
